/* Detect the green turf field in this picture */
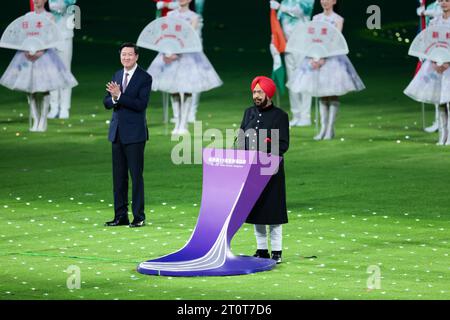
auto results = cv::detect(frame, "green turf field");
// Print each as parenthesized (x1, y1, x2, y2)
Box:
(0, 1, 449, 300)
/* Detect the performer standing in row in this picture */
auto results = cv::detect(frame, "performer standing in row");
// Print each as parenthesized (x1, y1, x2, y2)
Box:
(287, 0, 365, 140)
(153, 0, 206, 124)
(47, 0, 77, 119)
(153, 0, 178, 126)
(270, 0, 315, 127)
(147, 0, 222, 135)
(188, 0, 206, 124)
(0, 0, 77, 132)
(405, 0, 450, 146)
(417, 0, 442, 133)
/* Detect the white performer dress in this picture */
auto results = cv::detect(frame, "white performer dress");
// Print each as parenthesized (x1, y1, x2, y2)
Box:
(48, 0, 77, 118)
(277, 0, 315, 126)
(404, 16, 450, 105)
(0, 12, 78, 94)
(0, 49, 77, 93)
(147, 9, 222, 94)
(287, 13, 365, 97)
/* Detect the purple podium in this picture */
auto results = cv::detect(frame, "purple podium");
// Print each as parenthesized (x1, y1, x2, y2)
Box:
(137, 148, 281, 277)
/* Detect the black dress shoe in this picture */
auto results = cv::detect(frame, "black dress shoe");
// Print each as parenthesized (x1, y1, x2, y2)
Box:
(253, 249, 270, 259)
(271, 251, 282, 264)
(104, 218, 129, 227)
(129, 220, 145, 228)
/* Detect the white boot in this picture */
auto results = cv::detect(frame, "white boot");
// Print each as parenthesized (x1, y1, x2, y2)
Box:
(288, 84, 304, 127)
(58, 88, 72, 119)
(48, 90, 59, 119)
(324, 101, 339, 140)
(288, 91, 311, 126)
(297, 117, 312, 126)
(171, 95, 181, 135)
(28, 94, 39, 132)
(178, 95, 192, 135)
(445, 104, 450, 146)
(170, 94, 180, 125)
(59, 109, 69, 119)
(189, 93, 200, 123)
(295, 93, 312, 127)
(296, 93, 312, 126)
(47, 107, 59, 119)
(289, 113, 301, 127)
(437, 106, 448, 146)
(37, 94, 50, 132)
(314, 101, 329, 141)
(425, 104, 439, 133)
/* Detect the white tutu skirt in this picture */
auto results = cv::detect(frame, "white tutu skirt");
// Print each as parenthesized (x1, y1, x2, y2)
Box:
(147, 52, 223, 94)
(404, 60, 450, 105)
(287, 55, 365, 97)
(0, 49, 78, 94)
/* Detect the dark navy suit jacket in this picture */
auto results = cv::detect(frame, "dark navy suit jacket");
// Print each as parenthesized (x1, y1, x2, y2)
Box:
(103, 66, 152, 144)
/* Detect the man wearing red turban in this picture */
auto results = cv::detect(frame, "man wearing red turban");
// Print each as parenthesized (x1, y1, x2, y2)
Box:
(237, 76, 290, 264)
(251, 76, 277, 101)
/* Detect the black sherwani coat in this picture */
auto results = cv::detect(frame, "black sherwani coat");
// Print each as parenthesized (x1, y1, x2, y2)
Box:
(237, 104, 290, 225)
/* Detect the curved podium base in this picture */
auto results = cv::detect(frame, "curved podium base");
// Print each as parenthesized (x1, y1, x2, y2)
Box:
(137, 255, 277, 277)
(137, 149, 282, 277)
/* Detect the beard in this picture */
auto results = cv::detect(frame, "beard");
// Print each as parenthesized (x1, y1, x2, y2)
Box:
(253, 96, 269, 108)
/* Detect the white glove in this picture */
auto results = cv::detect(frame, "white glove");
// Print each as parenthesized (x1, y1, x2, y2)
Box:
(279, 4, 303, 18)
(270, 43, 280, 57)
(49, 2, 66, 14)
(168, 2, 180, 10)
(156, 1, 165, 10)
(424, 8, 440, 17)
(270, 1, 281, 10)
(417, 6, 425, 16)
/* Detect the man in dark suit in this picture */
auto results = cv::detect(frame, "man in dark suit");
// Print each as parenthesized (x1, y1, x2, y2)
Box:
(103, 43, 152, 228)
(237, 76, 290, 264)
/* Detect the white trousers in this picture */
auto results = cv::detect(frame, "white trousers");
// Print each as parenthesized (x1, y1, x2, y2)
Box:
(285, 52, 312, 120)
(189, 92, 201, 121)
(50, 39, 73, 115)
(254, 224, 283, 251)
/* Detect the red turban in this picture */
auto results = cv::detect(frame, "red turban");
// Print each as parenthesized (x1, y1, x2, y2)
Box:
(251, 76, 276, 99)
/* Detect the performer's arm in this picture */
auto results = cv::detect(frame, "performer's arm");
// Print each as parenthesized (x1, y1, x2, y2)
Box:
(191, 15, 200, 31)
(336, 18, 344, 32)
